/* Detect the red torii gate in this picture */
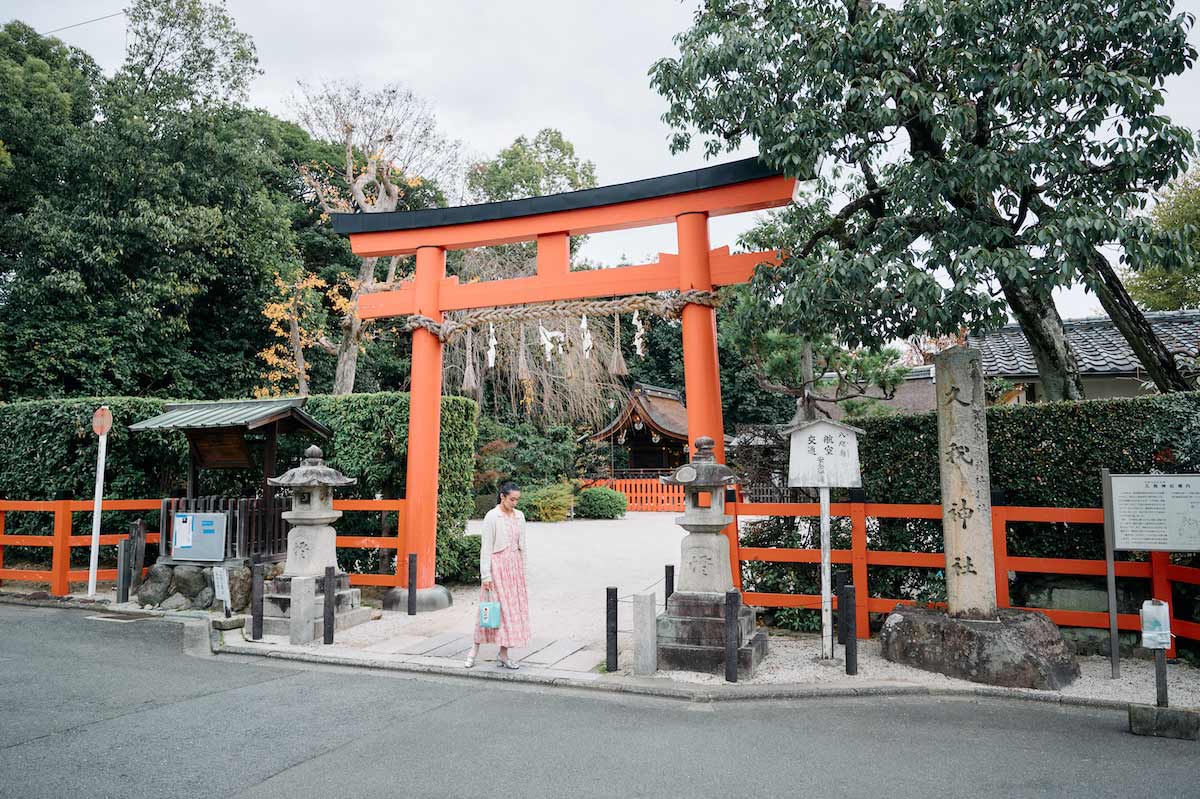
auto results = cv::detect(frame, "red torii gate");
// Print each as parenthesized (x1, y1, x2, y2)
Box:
(332, 158, 795, 603)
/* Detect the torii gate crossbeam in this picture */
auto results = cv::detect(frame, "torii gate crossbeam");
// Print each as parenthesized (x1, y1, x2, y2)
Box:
(332, 158, 796, 605)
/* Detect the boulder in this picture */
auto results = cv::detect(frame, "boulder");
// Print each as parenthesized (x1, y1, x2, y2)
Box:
(192, 586, 214, 610)
(880, 605, 1079, 690)
(160, 592, 191, 611)
(173, 565, 206, 598)
(136, 564, 173, 606)
(228, 565, 252, 611)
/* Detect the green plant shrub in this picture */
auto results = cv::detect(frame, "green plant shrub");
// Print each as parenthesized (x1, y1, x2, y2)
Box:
(517, 482, 574, 522)
(575, 487, 627, 519)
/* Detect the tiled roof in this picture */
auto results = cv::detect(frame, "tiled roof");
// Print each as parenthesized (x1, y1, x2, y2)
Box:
(129, 397, 330, 437)
(967, 310, 1200, 378)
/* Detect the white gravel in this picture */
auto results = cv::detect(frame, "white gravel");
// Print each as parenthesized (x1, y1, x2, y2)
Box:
(652, 633, 1200, 706)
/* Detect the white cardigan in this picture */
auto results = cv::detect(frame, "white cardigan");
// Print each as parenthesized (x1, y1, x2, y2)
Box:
(479, 506, 527, 582)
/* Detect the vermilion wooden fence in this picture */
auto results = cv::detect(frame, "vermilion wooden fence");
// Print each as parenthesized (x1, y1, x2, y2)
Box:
(730, 501, 1200, 654)
(587, 478, 684, 512)
(0, 498, 406, 595)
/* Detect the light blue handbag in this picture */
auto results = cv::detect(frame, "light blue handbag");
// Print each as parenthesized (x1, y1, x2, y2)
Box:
(479, 589, 501, 629)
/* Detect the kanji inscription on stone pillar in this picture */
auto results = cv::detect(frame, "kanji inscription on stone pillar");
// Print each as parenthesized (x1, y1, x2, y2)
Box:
(935, 347, 997, 618)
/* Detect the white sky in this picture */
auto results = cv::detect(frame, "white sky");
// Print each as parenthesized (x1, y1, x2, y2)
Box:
(5, 0, 1200, 319)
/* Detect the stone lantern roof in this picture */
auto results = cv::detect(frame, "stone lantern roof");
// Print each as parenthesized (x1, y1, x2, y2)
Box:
(661, 437, 737, 488)
(268, 446, 357, 488)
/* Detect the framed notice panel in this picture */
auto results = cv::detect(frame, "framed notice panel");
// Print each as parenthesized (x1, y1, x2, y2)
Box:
(1108, 473, 1200, 552)
(1100, 470, 1200, 679)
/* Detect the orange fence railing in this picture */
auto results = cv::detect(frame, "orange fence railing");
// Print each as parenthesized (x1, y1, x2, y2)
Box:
(0, 498, 406, 596)
(588, 478, 684, 512)
(730, 501, 1200, 654)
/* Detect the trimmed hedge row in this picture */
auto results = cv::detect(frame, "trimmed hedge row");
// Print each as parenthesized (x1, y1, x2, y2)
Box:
(0, 393, 479, 581)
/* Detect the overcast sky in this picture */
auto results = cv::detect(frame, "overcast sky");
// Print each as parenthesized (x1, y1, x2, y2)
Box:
(5, 0, 1200, 319)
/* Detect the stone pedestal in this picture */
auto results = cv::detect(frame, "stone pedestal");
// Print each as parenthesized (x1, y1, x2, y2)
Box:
(678, 532, 733, 594)
(880, 606, 1079, 689)
(259, 571, 371, 641)
(657, 592, 768, 677)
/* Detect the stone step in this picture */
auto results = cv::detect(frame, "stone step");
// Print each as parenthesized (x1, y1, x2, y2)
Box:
(263, 588, 360, 618)
(267, 573, 352, 594)
(657, 608, 755, 647)
(261, 605, 373, 638)
(657, 630, 769, 678)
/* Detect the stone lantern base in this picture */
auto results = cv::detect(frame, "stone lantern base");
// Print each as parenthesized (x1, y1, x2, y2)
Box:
(260, 571, 372, 641)
(657, 592, 769, 677)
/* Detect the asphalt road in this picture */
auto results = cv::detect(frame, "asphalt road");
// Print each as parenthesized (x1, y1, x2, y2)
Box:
(0, 603, 1194, 799)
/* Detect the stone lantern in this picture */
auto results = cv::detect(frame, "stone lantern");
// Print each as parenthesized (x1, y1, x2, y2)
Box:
(268, 445, 356, 577)
(656, 436, 768, 676)
(262, 445, 370, 641)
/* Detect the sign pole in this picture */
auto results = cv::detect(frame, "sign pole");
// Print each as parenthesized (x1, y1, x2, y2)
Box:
(1101, 468, 1120, 679)
(820, 485, 833, 659)
(87, 406, 113, 598)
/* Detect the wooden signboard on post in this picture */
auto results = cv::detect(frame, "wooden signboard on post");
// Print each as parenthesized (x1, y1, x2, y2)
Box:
(785, 419, 864, 659)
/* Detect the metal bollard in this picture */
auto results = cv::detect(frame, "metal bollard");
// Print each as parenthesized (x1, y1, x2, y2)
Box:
(845, 584, 858, 676)
(834, 570, 849, 646)
(323, 566, 336, 645)
(606, 586, 618, 672)
(116, 539, 131, 604)
(251, 561, 264, 641)
(725, 589, 740, 683)
(407, 553, 417, 616)
(664, 564, 675, 603)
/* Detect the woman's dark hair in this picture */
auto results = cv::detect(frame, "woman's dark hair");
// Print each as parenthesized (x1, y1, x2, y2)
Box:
(498, 481, 520, 505)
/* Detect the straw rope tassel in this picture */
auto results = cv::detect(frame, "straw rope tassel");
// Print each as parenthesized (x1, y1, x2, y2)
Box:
(608, 315, 628, 377)
(461, 327, 479, 395)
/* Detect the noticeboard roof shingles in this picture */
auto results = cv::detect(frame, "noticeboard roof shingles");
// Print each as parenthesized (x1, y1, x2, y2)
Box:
(329, 158, 782, 236)
(128, 397, 330, 437)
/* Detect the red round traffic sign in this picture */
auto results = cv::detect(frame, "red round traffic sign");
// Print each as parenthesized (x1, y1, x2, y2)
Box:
(92, 406, 113, 436)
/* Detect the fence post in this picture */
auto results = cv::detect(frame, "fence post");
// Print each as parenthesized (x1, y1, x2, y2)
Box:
(991, 504, 1011, 608)
(664, 564, 674, 603)
(0, 501, 6, 587)
(606, 586, 618, 672)
(1149, 551, 1175, 658)
(51, 491, 73, 597)
(725, 588, 740, 683)
(850, 499, 869, 640)
(845, 585, 858, 676)
(407, 553, 417, 616)
(116, 539, 130, 603)
(323, 566, 336, 645)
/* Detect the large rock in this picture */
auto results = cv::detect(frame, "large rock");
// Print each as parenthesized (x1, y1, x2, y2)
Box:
(136, 564, 173, 606)
(173, 565, 206, 598)
(880, 605, 1079, 690)
(192, 586, 214, 610)
(228, 565, 252, 611)
(160, 592, 191, 611)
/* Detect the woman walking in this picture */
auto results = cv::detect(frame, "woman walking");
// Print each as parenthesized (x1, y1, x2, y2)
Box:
(465, 481, 530, 669)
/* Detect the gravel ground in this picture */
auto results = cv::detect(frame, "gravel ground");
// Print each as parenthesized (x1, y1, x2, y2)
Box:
(652, 633, 1200, 706)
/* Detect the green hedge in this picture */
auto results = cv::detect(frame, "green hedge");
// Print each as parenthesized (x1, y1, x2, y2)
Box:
(517, 482, 574, 522)
(575, 487, 628, 519)
(0, 392, 479, 580)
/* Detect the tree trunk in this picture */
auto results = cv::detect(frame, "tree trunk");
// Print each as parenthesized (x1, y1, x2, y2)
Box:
(998, 276, 1085, 401)
(330, 257, 378, 395)
(1083, 249, 1193, 392)
(288, 311, 309, 396)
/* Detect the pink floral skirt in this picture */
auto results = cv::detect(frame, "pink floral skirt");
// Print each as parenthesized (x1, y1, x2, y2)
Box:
(474, 544, 530, 648)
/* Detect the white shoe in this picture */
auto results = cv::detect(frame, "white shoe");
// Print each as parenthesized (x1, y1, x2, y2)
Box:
(464, 653, 476, 669)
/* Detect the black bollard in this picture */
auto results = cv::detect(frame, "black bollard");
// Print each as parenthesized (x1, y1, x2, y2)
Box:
(323, 566, 336, 645)
(407, 553, 417, 616)
(834, 570, 849, 646)
(116, 539, 131, 604)
(664, 564, 675, 603)
(725, 589, 740, 683)
(251, 561, 264, 641)
(606, 587, 618, 672)
(845, 584, 858, 676)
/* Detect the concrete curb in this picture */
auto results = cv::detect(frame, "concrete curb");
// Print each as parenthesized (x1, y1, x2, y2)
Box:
(215, 639, 1134, 712)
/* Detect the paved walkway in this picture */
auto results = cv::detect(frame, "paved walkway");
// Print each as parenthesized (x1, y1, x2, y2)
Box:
(240, 511, 685, 675)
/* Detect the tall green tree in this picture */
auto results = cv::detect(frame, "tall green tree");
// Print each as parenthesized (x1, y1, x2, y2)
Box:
(1127, 168, 1200, 310)
(651, 0, 1198, 398)
(467, 128, 597, 203)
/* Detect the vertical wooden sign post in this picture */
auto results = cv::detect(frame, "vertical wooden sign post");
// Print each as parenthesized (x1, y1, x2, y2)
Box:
(785, 419, 863, 659)
(87, 406, 113, 597)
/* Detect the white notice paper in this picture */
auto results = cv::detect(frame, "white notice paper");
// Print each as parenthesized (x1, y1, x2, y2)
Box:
(1110, 474, 1200, 552)
(173, 513, 193, 549)
(212, 567, 231, 608)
